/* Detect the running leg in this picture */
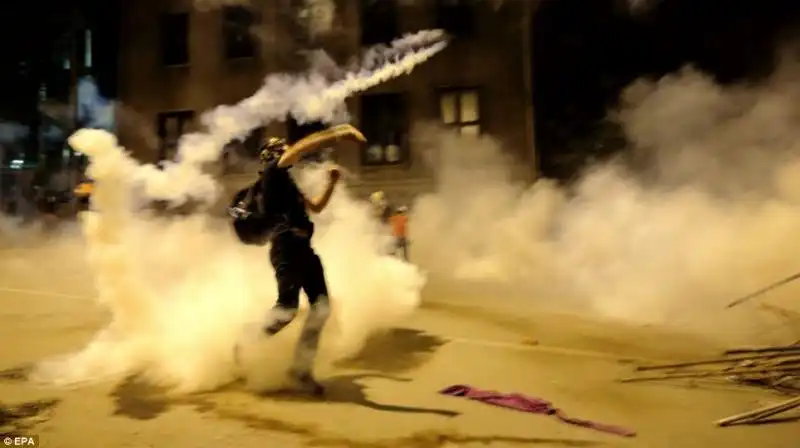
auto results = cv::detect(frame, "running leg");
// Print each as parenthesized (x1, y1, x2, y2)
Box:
(289, 247, 330, 394)
(264, 238, 301, 335)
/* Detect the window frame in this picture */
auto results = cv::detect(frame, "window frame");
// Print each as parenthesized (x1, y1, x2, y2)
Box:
(359, 92, 410, 167)
(436, 86, 484, 136)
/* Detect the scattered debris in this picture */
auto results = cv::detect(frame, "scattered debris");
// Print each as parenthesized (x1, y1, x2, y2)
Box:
(726, 271, 800, 308)
(714, 396, 800, 427)
(619, 342, 800, 426)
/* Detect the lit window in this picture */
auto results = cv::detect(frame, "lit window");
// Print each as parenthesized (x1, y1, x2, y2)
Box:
(438, 88, 482, 135)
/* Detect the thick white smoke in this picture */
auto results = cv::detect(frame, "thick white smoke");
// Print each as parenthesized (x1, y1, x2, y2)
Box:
(30, 32, 443, 394)
(413, 58, 800, 344)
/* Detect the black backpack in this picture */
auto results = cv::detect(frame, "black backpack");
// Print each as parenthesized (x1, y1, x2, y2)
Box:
(229, 180, 273, 246)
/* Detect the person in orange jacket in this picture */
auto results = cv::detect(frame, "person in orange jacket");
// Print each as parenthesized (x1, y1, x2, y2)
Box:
(73, 179, 94, 211)
(389, 205, 409, 261)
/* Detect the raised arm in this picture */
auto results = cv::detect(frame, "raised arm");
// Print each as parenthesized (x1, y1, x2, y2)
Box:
(303, 167, 341, 214)
(277, 124, 366, 168)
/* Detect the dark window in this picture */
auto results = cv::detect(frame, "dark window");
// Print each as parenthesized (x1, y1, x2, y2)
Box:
(222, 6, 257, 60)
(360, 93, 408, 166)
(361, 0, 398, 45)
(287, 118, 328, 162)
(156, 111, 194, 162)
(435, 0, 476, 38)
(438, 88, 482, 136)
(160, 13, 189, 66)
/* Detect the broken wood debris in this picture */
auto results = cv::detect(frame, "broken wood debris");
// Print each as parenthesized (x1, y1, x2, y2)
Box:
(619, 342, 800, 427)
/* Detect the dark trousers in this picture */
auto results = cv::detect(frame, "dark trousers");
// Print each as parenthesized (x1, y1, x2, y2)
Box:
(269, 231, 329, 309)
(265, 231, 332, 378)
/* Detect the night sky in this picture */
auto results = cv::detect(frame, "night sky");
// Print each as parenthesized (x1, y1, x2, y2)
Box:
(533, 0, 800, 179)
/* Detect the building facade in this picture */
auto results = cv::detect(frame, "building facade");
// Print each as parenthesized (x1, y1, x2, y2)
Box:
(117, 0, 536, 203)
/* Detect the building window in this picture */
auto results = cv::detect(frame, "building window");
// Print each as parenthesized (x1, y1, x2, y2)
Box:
(287, 118, 328, 162)
(160, 13, 190, 66)
(435, 0, 476, 38)
(222, 6, 257, 60)
(360, 93, 408, 166)
(438, 88, 481, 136)
(156, 111, 195, 162)
(361, 0, 398, 45)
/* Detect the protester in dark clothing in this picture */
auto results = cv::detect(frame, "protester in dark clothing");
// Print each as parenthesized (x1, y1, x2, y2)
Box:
(229, 125, 366, 395)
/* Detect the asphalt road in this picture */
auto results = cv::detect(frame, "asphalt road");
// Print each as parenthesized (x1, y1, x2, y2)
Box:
(0, 239, 798, 447)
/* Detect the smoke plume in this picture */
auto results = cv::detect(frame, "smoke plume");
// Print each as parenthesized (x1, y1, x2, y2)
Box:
(412, 57, 800, 345)
(16, 22, 800, 399)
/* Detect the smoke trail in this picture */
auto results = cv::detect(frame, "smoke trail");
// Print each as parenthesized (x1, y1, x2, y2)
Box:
(412, 56, 800, 345)
(134, 30, 446, 205)
(31, 32, 443, 394)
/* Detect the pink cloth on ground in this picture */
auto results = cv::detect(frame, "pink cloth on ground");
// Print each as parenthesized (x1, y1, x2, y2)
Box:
(439, 384, 636, 437)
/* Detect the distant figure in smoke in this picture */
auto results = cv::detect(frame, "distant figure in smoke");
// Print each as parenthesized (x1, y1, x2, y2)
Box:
(369, 190, 392, 225)
(390, 205, 409, 261)
(370, 190, 401, 256)
(229, 124, 366, 395)
(73, 178, 94, 212)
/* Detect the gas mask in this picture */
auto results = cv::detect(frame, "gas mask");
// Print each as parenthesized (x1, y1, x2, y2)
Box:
(259, 137, 288, 164)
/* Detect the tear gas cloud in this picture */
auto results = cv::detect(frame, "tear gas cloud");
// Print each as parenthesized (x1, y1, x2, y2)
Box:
(412, 54, 800, 344)
(29, 31, 443, 394)
(8, 26, 800, 396)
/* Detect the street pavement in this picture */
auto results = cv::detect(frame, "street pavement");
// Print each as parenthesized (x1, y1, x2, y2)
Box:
(0, 242, 798, 447)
